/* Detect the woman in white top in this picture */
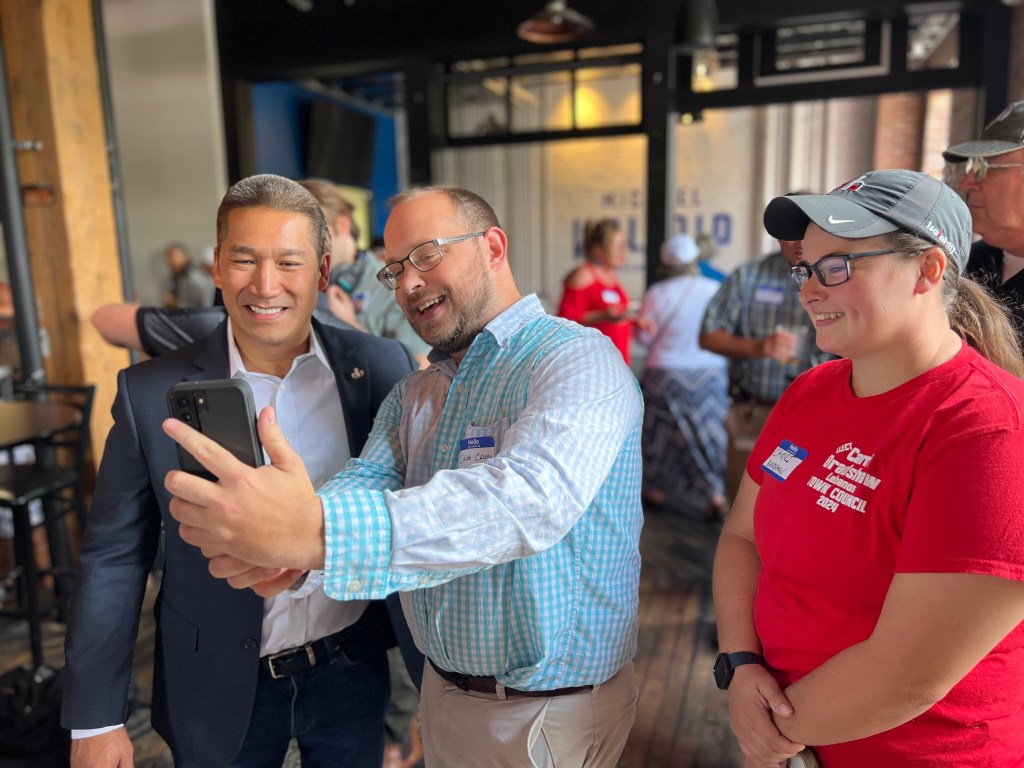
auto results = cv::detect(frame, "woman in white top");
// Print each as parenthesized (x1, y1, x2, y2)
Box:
(636, 233, 728, 518)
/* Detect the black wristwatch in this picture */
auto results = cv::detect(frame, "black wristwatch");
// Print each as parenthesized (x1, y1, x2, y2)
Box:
(713, 651, 765, 690)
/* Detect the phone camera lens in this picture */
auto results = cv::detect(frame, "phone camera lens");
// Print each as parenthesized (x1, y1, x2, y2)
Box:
(176, 397, 190, 408)
(181, 412, 193, 423)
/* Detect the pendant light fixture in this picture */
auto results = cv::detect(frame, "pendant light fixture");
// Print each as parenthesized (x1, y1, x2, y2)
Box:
(516, 1, 595, 45)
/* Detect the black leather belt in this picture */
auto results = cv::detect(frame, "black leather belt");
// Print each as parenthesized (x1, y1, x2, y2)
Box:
(259, 602, 391, 680)
(428, 658, 592, 698)
(261, 631, 346, 679)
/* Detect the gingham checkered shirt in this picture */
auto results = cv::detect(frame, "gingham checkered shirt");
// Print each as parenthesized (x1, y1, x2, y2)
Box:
(316, 294, 643, 689)
(700, 251, 830, 402)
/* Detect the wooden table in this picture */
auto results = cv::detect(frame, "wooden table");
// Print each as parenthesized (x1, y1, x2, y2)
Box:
(0, 400, 79, 451)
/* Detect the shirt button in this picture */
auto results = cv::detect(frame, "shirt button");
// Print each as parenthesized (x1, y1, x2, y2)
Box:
(346, 579, 363, 593)
(279, 383, 286, 391)
(440, 443, 449, 452)
(242, 637, 258, 651)
(457, 384, 466, 393)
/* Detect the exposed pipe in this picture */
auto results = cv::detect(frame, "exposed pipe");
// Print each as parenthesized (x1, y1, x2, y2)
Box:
(92, 0, 135, 304)
(0, 19, 45, 385)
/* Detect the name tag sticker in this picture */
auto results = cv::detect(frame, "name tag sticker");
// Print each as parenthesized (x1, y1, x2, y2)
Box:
(762, 440, 808, 482)
(458, 436, 496, 468)
(754, 285, 786, 305)
(601, 288, 622, 305)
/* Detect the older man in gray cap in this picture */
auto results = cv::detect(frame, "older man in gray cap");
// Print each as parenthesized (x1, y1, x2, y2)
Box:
(943, 100, 1024, 346)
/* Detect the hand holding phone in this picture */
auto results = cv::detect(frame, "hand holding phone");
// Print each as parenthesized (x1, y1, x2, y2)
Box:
(167, 379, 264, 480)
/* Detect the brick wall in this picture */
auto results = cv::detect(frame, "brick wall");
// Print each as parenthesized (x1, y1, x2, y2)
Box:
(873, 92, 926, 170)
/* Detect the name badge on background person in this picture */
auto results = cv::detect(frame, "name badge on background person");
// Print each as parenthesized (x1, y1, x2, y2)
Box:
(458, 436, 495, 468)
(762, 440, 807, 482)
(601, 288, 621, 305)
(754, 285, 785, 305)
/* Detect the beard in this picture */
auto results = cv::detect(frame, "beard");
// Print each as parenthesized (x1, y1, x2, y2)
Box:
(408, 256, 494, 355)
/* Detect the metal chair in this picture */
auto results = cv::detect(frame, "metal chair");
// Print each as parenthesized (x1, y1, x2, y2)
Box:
(0, 382, 95, 668)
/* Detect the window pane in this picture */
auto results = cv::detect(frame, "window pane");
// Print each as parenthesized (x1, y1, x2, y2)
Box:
(447, 81, 508, 138)
(509, 71, 572, 132)
(907, 12, 960, 72)
(574, 63, 641, 128)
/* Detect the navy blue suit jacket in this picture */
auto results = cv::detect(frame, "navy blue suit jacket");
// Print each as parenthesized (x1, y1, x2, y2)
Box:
(62, 318, 420, 767)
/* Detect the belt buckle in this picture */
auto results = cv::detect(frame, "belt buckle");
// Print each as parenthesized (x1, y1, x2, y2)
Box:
(267, 643, 317, 679)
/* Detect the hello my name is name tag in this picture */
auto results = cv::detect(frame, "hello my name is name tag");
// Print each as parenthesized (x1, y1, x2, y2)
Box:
(762, 439, 807, 482)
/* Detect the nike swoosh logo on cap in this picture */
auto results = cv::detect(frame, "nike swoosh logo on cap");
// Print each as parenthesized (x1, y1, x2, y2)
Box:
(827, 215, 856, 224)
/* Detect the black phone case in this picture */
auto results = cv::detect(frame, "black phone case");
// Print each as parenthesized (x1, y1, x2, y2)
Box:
(166, 379, 264, 480)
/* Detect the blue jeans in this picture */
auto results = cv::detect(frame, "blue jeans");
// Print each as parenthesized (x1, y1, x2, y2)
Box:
(175, 607, 391, 768)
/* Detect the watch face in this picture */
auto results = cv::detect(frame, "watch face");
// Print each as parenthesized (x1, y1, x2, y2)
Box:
(713, 653, 732, 690)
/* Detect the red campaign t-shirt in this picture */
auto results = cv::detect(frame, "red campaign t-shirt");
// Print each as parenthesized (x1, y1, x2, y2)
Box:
(748, 343, 1024, 767)
(557, 275, 632, 364)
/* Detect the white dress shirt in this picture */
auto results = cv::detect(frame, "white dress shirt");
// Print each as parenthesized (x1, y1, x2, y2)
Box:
(73, 321, 365, 739)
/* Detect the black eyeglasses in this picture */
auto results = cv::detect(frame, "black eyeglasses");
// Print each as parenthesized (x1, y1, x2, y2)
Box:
(790, 249, 898, 288)
(376, 232, 486, 290)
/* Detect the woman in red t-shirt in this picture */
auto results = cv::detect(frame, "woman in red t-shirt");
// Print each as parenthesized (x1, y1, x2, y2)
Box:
(713, 170, 1024, 768)
(557, 219, 651, 364)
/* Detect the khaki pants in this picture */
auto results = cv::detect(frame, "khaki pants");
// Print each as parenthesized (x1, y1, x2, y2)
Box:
(420, 662, 638, 767)
(724, 400, 775, 502)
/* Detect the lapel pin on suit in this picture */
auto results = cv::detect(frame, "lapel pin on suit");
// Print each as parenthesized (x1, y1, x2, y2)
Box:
(349, 367, 365, 380)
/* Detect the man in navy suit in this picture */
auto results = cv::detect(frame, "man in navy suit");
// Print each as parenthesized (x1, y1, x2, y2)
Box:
(62, 174, 418, 768)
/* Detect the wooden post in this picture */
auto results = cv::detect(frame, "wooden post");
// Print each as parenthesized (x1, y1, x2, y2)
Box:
(0, 0, 129, 463)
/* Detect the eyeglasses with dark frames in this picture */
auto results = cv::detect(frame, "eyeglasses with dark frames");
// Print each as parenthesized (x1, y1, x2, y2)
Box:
(790, 249, 899, 288)
(964, 156, 1024, 183)
(376, 231, 487, 290)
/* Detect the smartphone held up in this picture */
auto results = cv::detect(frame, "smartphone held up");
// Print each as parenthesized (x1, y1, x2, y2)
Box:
(167, 379, 264, 480)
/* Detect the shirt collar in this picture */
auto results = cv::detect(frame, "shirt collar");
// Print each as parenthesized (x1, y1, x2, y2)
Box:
(484, 294, 544, 347)
(225, 318, 330, 378)
(426, 294, 544, 368)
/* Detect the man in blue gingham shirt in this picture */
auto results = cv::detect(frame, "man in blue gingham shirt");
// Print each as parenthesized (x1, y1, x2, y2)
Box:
(164, 186, 643, 767)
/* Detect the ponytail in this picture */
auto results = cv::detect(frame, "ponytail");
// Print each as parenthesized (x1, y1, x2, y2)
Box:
(886, 232, 1024, 379)
(948, 276, 1024, 378)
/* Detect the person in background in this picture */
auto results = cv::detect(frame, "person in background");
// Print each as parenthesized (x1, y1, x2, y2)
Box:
(699, 203, 829, 503)
(696, 232, 726, 282)
(714, 170, 1024, 767)
(943, 100, 1024, 349)
(635, 233, 728, 519)
(351, 237, 431, 369)
(162, 240, 215, 308)
(558, 217, 653, 364)
(298, 179, 378, 335)
(63, 174, 419, 768)
(161, 185, 643, 768)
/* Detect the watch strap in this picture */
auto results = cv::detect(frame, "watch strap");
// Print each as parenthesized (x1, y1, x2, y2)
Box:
(714, 650, 766, 690)
(726, 651, 764, 668)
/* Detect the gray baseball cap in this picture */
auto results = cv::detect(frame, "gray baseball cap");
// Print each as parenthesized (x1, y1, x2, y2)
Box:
(943, 101, 1024, 160)
(762, 169, 971, 272)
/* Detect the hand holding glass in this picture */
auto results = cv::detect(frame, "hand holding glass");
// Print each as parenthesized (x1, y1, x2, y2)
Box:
(772, 324, 808, 366)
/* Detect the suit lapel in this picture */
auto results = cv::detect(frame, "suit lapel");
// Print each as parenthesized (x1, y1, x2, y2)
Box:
(313, 318, 374, 456)
(181, 319, 373, 454)
(184, 319, 232, 381)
